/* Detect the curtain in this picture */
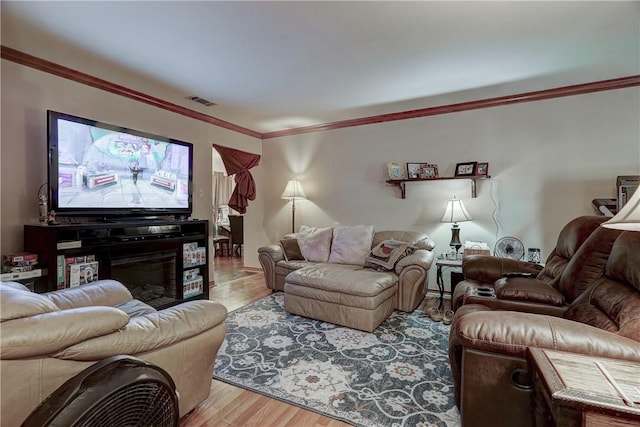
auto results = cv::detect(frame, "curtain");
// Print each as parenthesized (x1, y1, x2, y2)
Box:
(212, 144, 261, 214)
(212, 171, 234, 225)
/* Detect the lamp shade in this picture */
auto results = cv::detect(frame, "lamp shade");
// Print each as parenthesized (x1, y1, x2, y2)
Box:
(281, 179, 306, 200)
(441, 197, 473, 224)
(603, 186, 640, 231)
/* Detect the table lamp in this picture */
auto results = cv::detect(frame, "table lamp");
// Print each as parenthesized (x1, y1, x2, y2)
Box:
(282, 179, 306, 233)
(441, 196, 473, 255)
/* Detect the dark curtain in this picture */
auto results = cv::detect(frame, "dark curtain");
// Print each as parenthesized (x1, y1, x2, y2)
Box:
(212, 144, 260, 214)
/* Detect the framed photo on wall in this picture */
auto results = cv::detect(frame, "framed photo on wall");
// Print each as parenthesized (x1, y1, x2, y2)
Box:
(406, 163, 422, 179)
(420, 164, 439, 179)
(387, 162, 406, 179)
(455, 161, 478, 177)
(476, 162, 489, 176)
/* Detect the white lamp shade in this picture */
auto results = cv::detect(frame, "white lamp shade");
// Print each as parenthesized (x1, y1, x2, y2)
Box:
(603, 186, 640, 231)
(281, 179, 306, 200)
(441, 197, 473, 223)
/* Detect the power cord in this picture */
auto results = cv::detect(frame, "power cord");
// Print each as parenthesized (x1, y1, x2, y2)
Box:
(490, 179, 501, 239)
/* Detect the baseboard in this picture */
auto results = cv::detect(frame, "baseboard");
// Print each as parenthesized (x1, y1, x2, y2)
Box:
(426, 290, 451, 300)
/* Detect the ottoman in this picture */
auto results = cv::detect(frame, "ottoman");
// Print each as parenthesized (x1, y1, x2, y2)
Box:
(283, 263, 397, 332)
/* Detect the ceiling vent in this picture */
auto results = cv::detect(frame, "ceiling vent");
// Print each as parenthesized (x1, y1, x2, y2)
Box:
(185, 95, 216, 107)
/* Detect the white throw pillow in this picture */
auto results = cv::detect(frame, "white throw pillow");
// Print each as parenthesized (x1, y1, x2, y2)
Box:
(297, 226, 333, 262)
(328, 225, 375, 266)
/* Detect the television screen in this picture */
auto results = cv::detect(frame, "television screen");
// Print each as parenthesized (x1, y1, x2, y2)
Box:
(48, 110, 193, 218)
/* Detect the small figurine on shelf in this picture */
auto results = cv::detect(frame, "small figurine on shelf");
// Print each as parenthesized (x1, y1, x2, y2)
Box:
(47, 210, 59, 225)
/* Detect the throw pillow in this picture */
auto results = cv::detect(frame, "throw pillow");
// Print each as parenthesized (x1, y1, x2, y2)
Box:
(297, 226, 333, 262)
(365, 239, 416, 271)
(328, 225, 375, 266)
(280, 238, 305, 261)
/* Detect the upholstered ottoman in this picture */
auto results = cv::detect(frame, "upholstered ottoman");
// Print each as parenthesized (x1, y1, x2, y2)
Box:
(283, 263, 397, 332)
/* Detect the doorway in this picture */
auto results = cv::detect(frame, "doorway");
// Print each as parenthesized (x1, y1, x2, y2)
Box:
(212, 147, 243, 285)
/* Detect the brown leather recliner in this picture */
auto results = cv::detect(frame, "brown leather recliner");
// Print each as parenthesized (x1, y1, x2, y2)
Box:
(0, 279, 228, 427)
(452, 215, 609, 312)
(448, 231, 640, 427)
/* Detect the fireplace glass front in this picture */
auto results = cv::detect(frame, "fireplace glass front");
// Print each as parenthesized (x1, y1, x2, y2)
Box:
(110, 250, 178, 308)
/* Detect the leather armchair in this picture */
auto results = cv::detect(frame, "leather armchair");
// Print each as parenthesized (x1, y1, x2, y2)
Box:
(452, 216, 608, 312)
(448, 231, 640, 427)
(0, 279, 227, 427)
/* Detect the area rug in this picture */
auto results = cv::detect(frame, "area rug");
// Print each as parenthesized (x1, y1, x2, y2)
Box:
(213, 292, 460, 427)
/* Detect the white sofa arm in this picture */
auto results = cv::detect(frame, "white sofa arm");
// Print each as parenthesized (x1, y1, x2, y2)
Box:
(1, 306, 130, 359)
(54, 300, 227, 360)
(395, 249, 434, 312)
(43, 279, 133, 310)
(258, 245, 285, 290)
(258, 245, 284, 262)
(395, 249, 434, 274)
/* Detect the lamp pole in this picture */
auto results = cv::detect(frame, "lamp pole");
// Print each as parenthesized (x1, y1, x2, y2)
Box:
(291, 197, 296, 234)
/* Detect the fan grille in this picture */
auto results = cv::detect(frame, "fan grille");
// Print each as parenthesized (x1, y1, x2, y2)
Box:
(495, 236, 525, 260)
(23, 356, 178, 427)
(75, 381, 176, 427)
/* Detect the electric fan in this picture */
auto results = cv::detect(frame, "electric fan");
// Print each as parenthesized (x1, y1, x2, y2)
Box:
(22, 356, 178, 427)
(494, 236, 525, 260)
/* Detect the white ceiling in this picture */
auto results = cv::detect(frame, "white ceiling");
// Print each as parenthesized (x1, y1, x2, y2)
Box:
(2, 1, 639, 134)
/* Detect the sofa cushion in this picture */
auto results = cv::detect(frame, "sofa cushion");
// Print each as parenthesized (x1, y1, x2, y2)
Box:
(297, 226, 333, 262)
(114, 299, 157, 317)
(285, 264, 397, 297)
(494, 278, 565, 306)
(0, 283, 59, 321)
(364, 240, 416, 271)
(328, 225, 374, 266)
(280, 238, 305, 261)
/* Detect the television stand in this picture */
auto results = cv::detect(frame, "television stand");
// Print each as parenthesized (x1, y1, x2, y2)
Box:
(96, 216, 169, 223)
(24, 219, 209, 309)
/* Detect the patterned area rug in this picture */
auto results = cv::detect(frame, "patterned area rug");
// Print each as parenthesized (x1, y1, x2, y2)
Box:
(213, 292, 460, 427)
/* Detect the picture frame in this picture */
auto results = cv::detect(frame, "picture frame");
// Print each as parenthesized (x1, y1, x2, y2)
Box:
(454, 161, 478, 177)
(406, 163, 422, 179)
(476, 162, 489, 176)
(420, 163, 439, 179)
(387, 162, 406, 179)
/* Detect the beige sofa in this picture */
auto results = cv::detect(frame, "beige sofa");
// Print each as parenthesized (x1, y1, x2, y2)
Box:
(258, 228, 435, 332)
(0, 279, 227, 426)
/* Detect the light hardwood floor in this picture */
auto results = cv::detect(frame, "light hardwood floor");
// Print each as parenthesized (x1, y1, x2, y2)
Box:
(180, 255, 446, 426)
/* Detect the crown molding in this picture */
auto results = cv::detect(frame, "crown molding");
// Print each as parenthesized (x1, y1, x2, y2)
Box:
(261, 75, 640, 139)
(1, 45, 262, 139)
(3, 45, 639, 141)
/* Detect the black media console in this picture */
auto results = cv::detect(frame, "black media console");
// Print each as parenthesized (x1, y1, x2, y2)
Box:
(24, 219, 209, 309)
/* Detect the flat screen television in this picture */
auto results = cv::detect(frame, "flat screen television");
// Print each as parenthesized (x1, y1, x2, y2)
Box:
(47, 110, 193, 219)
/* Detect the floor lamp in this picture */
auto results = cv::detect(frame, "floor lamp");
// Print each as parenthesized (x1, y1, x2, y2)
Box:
(282, 179, 306, 233)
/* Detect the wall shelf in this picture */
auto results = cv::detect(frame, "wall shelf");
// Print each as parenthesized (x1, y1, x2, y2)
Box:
(386, 175, 490, 199)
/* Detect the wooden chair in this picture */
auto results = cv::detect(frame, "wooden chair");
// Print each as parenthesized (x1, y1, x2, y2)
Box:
(213, 235, 230, 257)
(229, 215, 243, 257)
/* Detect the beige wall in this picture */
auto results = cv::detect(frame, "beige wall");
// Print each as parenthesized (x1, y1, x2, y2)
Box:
(2, 53, 639, 293)
(0, 60, 263, 279)
(260, 87, 640, 290)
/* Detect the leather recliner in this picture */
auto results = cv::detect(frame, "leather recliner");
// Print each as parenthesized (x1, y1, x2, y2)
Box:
(448, 231, 640, 427)
(452, 215, 609, 312)
(0, 279, 228, 427)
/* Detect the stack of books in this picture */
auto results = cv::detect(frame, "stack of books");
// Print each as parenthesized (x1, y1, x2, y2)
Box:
(2, 253, 39, 273)
(57, 254, 99, 289)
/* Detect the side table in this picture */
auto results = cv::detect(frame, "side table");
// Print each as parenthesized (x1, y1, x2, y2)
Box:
(435, 257, 462, 309)
(528, 348, 640, 427)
